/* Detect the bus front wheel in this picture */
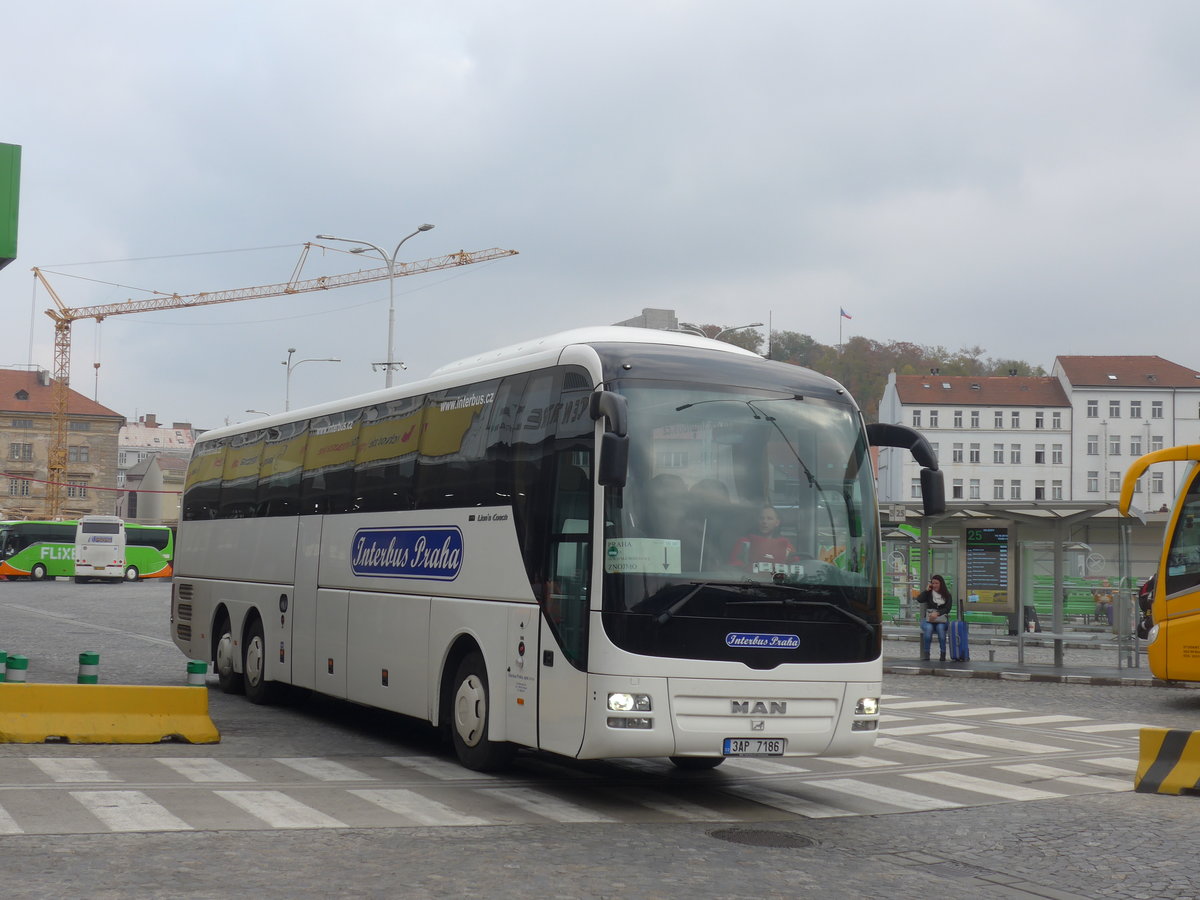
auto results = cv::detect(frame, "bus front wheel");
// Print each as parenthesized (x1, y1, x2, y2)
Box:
(215, 615, 244, 695)
(450, 651, 516, 772)
(123, 565, 139, 581)
(30, 563, 47, 581)
(243, 617, 282, 705)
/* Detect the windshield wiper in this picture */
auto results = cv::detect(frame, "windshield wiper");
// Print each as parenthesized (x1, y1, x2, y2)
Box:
(654, 581, 758, 625)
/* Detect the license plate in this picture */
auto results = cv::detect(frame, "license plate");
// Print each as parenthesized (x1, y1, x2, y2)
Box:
(723, 737, 786, 756)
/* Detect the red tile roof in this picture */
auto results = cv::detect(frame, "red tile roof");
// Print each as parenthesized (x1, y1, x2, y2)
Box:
(1055, 356, 1200, 388)
(0, 369, 124, 419)
(894, 375, 1070, 407)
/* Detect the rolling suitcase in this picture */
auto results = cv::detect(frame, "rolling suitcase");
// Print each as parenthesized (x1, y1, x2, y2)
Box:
(949, 602, 970, 661)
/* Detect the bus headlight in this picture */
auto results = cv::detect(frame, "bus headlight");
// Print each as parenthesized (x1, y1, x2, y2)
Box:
(855, 697, 879, 716)
(607, 717, 653, 729)
(608, 692, 652, 712)
(1147, 623, 1160, 644)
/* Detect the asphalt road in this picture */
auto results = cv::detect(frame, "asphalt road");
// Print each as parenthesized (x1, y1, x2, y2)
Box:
(0, 580, 1197, 899)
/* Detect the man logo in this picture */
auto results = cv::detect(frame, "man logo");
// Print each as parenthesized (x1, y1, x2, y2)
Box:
(731, 700, 787, 715)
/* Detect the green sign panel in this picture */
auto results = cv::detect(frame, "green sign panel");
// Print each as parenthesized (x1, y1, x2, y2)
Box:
(0, 143, 21, 271)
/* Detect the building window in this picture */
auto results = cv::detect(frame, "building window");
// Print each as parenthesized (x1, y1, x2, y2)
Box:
(1130, 435, 1143, 456)
(993, 479, 1004, 500)
(1011, 411, 1020, 428)
(952, 478, 963, 499)
(1052, 480, 1064, 500)
(67, 481, 89, 499)
(929, 409, 939, 428)
(68, 421, 91, 432)
(911, 410, 922, 428)
(1151, 436, 1164, 452)
(1087, 400, 1099, 418)
(1087, 471, 1099, 493)
(8, 443, 32, 461)
(1010, 444, 1021, 465)
(954, 410, 963, 428)
(7, 478, 30, 497)
(993, 443, 1004, 464)
(1131, 400, 1142, 419)
(970, 411, 980, 428)
(1132, 477, 1143, 494)
(1034, 411, 1044, 429)
(1109, 400, 1121, 418)
(969, 478, 980, 500)
(1010, 480, 1021, 500)
(994, 410, 1004, 429)
(656, 451, 688, 468)
(1034, 480, 1045, 500)
(68, 445, 90, 463)
(1052, 444, 1064, 465)
(910, 478, 921, 499)
(1034, 444, 1046, 464)
(952, 443, 964, 463)
(969, 443, 981, 464)
(127, 491, 138, 517)
(1108, 435, 1121, 456)
(1052, 411, 1062, 429)
(1108, 471, 1121, 494)
(1152, 401, 1164, 419)
(1087, 435, 1099, 456)
(1152, 472, 1164, 494)
(11, 418, 32, 429)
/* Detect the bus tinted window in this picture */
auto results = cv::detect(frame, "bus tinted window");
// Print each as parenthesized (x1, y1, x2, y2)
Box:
(415, 380, 502, 509)
(257, 420, 309, 517)
(183, 439, 227, 520)
(354, 396, 423, 512)
(300, 409, 362, 514)
(219, 430, 267, 518)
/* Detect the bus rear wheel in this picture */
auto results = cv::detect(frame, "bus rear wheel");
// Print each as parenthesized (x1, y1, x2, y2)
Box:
(30, 563, 47, 581)
(123, 565, 139, 581)
(243, 616, 282, 705)
(215, 614, 244, 695)
(450, 651, 516, 771)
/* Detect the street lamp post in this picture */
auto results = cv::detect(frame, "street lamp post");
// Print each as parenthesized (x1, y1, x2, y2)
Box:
(315, 224, 435, 387)
(715, 322, 764, 339)
(283, 347, 341, 411)
(677, 321, 764, 339)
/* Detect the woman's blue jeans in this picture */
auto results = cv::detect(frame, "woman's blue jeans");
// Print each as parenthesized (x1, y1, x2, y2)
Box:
(920, 619, 948, 656)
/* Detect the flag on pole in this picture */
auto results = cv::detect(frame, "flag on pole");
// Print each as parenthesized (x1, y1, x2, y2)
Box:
(840, 308, 852, 320)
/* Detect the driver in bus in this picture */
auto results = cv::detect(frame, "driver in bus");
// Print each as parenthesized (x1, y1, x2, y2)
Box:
(729, 506, 800, 570)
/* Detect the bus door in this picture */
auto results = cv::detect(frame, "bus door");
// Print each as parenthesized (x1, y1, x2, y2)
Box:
(537, 459, 592, 756)
(1159, 469, 1200, 677)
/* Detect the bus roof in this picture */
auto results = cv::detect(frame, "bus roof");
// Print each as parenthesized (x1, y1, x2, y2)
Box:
(199, 327, 763, 444)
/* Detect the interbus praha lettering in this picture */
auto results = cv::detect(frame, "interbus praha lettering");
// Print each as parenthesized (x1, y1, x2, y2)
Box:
(0, 518, 174, 582)
(1120, 445, 1200, 680)
(172, 327, 943, 770)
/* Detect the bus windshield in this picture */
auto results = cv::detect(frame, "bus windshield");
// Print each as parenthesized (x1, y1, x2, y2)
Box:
(602, 380, 879, 663)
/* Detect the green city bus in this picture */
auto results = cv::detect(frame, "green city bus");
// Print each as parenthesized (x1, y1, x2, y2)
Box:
(0, 519, 174, 582)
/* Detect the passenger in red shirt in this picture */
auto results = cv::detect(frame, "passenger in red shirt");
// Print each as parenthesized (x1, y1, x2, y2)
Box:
(729, 506, 798, 569)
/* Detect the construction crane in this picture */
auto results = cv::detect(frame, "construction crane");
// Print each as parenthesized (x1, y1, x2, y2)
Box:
(33, 243, 518, 518)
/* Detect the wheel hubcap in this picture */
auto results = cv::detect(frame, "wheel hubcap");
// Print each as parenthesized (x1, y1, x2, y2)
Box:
(454, 674, 486, 747)
(216, 633, 236, 679)
(246, 636, 264, 687)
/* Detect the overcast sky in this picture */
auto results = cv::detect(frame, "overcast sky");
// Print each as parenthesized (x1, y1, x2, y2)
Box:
(4, 1, 1198, 429)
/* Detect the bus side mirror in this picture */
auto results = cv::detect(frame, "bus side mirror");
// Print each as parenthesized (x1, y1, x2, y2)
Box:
(591, 390, 629, 487)
(920, 468, 946, 517)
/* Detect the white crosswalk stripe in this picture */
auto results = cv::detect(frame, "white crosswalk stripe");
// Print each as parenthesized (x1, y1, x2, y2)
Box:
(722, 758, 809, 775)
(349, 789, 489, 826)
(874, 738, 986, 760)
(883, 722, 974, 736)
(814, 778, 961, 812)
(385, 755, 491, 781)
(723, 783, 857, 819)
(996, 763, 1131, 792)
(479, 787, 616, 823)
(608, 789, 728, 821)
(275, 758, 375, 782)
(933, 731, 1064, 755)
(72, 791, 191, 832)
(994, 715, 1090, 726)
(0, 803, 23, 835)
(156, 758, 255, 783)
(216, 790, 347, 828)
(903, 770, 1063, 801)
(30, 758, 120, 783)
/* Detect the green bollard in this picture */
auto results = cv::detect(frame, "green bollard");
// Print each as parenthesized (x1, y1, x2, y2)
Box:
(6, 655, 28, 683)
(0, 650, 7, 682)
(77, 651, 100, 684)
(186, 660, 208, 686)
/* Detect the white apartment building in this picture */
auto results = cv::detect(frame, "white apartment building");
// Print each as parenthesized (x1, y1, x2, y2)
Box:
(877, 355, 1200, 510)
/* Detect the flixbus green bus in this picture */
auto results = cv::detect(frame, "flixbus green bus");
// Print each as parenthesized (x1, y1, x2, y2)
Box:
(0, 518, 174, 582)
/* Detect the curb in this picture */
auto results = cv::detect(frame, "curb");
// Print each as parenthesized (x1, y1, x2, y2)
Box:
(883, 662, 1191, 688)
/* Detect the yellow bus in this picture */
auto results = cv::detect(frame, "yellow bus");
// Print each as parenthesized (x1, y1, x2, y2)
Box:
(1119, 444, 1200, 680)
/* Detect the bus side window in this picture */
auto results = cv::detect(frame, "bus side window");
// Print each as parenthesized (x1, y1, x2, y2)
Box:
(1165, 474, 1200, 596)
(545, 458, 591, 667)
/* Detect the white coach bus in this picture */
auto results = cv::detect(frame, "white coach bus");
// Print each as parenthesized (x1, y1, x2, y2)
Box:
(172, 327, 942, 770)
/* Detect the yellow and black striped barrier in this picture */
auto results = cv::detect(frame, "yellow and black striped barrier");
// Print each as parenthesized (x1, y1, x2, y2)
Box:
(1135, 728, 1200, 795)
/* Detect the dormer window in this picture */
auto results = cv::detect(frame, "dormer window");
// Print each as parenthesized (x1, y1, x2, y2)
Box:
(15, 390, 28, 401)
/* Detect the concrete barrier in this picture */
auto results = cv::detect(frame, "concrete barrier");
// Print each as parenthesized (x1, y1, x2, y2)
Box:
(0, 683, 220, 744)
(1135, 727, 1200, 794)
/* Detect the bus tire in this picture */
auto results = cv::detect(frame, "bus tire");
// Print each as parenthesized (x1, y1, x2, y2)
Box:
(243, 616, 282, 705)
(30, 563, 47, 581)
(670, 756, 725, 771)
(123, 565, 139, 581)
(450, 651, 516, 772)
(215, 614, 244, 695)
